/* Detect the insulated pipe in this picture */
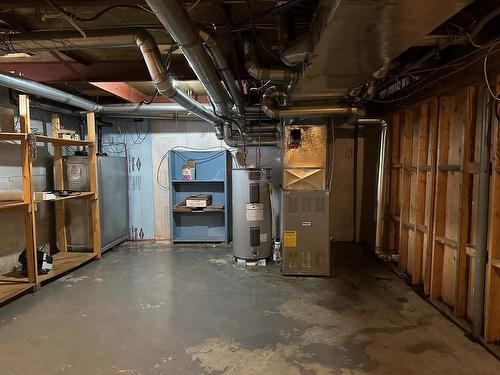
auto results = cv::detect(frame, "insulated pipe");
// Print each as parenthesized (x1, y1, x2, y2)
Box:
(199, 30, 245, 115)
(243, 40, 297, 82)
(262, 87, 366, 119)
(145, 0, 232, 118)
(472, 90, 491, 339)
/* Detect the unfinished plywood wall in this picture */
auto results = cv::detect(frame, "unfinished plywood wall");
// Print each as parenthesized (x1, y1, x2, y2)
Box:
(386, 82, 500, 343)
(485, 78, 500, 343)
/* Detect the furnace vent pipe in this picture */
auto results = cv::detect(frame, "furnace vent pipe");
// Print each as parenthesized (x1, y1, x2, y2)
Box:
(243, 40, 297, 82)
(145, 0, 232, 118)
(262, 87, 366, 119)
(199, 30, 244, 115)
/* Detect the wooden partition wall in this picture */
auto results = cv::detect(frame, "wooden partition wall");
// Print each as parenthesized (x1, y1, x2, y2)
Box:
(386, 82, 500, 344)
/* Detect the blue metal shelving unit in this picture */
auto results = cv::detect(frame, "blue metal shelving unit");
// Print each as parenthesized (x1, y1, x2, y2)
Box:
(169, 150, 231, 243)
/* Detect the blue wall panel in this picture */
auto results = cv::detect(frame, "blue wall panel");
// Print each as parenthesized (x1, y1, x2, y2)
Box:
(101, 119, 155, 240)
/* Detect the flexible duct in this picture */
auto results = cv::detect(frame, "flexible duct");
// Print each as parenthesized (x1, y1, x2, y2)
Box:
(243, 40, 297, 82)
(262, 87, 366, 119)
(145, 0, 232, 118)
(199, 30, 244, 115)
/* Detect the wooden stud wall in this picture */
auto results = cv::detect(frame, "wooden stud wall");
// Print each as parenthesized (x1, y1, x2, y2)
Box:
(485, 77, 500, 342)
(388, 98, 438, 291)
(387, 82, 500, 343)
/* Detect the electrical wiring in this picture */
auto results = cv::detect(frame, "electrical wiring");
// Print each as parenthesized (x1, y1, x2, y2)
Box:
(217, 0, 312, 36)
(155, 145, 237, 191)
(372, 40, 500, 103)
(187, 0, 202, 11)
(249, 80, 271, 91)
(466, 31, 484, 48)
(483, 41, 500, 101)
(374, 33, 500, 101)
(45, 2, 147, 22)
(142, 90, 159, 105)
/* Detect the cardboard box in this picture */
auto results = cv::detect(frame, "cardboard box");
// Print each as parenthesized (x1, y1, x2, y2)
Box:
(186, 194, 212, 208)
(34, 192, 56, 201)
(182, 159, 196, 180)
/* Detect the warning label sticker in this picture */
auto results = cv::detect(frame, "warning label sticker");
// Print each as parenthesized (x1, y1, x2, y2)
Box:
(284, 230, 297, 247)
(246, 203, 264, 221)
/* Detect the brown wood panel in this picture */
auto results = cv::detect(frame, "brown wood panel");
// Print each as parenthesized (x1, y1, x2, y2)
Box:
(388, 113, 401, 254)
(431, 95, 452, 301)
(455, 87, 478, 318)
(423, 98, 439, 295)
(399, 109, 414, 274)
(485, 76, 500, 342)
(389, 99, 439, 287)
(86, 113, 101, 259)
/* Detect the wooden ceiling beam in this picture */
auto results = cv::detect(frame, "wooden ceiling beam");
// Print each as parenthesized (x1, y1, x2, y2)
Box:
(89, 82, 171, 103)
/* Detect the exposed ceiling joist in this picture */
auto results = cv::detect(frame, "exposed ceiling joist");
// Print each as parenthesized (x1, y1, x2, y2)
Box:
(90, 81, 171, 103)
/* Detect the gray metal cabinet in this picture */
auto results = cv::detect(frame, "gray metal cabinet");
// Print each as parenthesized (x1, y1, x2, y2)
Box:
(63, 156, 128, 252)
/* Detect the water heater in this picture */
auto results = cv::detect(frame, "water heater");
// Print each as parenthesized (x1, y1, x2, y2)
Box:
(232, 168, 272, 260)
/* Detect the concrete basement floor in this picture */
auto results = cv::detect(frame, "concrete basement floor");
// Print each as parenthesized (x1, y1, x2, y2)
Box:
(0, 242, 499, 375)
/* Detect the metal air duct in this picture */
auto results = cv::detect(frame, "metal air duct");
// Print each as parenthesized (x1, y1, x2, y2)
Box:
(262, 87, 365, 119)
(243, 40, 297, 82)
(145, 0, 232, 118)
(199, 30, 244, 115)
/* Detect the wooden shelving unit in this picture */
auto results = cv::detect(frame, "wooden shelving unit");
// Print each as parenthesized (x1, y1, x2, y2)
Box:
(0, 95, 101, 306)
(0, 95, 36, 305)
(34, 192, 95, 203)
(37, 252, 96, 285)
